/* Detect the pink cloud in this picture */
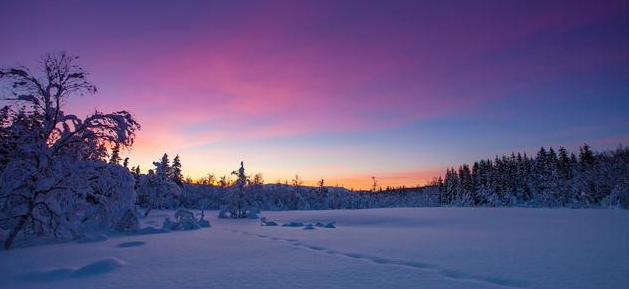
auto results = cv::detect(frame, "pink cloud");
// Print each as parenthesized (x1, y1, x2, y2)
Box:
(2, 0, 626, 182)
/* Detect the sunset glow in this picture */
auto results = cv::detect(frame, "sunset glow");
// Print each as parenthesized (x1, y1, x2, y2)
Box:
(1, 0, 627, 189)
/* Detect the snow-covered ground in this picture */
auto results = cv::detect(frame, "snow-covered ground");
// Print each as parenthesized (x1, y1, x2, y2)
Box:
(1, 208, 627, 289)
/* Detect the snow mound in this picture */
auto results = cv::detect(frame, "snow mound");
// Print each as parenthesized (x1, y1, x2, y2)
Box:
(136, 226, 169, 235)
(260, 217, 278, 226)
(19, 258, 124, 282)
(76, 234, 109, 243)
(198, 219, 211, 228)
(162, 209, 210, 230)
(74, 258, 124, 276)
(275, 219, 336, 228)
(18, 268, 75, 282)
(116, 241, 146, 248)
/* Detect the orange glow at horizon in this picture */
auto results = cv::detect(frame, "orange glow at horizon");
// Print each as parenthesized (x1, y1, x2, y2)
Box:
(175, 165, 444, 191)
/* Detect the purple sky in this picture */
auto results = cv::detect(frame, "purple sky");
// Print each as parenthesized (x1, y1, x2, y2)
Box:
(1, 0, 627, 188)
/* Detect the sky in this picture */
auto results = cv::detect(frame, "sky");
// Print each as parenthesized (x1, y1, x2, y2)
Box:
(0, 0, 627, 189)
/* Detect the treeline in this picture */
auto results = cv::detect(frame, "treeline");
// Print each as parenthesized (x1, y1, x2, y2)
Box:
(438, 144, 629, 208)
(129, 157, 439, 215)
(181, 182, 439, 212)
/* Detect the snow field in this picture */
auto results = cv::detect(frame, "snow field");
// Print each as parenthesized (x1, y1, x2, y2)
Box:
(1, 208, 627, 289)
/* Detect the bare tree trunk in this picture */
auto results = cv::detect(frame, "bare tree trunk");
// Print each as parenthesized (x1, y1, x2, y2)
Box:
(4, 215, 28, 250)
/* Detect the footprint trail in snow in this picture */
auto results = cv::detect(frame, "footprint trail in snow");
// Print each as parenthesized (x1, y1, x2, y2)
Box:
(226, 228, 528, 289)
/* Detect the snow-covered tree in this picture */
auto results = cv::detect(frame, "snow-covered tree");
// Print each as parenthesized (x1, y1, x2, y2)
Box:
(218, 175, 230, 187)
(0, 52, 140, 249)
(171, 154, 183, 185)
(108, 144, 121, 165)
(219, 161, 258, 218)
(252, 173, 264, 187)
(318, 178, 327, 193)
(136, 155, 182, 215)
(154, 153, 171, 179)
(292, 174, 303, 187)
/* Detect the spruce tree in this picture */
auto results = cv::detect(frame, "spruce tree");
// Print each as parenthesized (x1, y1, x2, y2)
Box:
(108, 144, 121, 165)
(458, 164, 474, 205)
(171, 154, 183, 185)
(159, 153, 171, 179)
(579, 143, 596, 169)
(558, 147, 571, 179)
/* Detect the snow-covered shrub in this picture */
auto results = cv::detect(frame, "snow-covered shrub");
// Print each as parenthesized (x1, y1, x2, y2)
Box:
(0, 155, 139, 248)
(67, 161, 138, 232)
(135, 172, 182, 213)
(197, 217, 211, 228)
(247, 207, 260, 219)
(161, 209, 208, 230)
(134, 154, 185, 215)
(161, 217, 175, 230)
(601, 183, 629, 209)
(177, 214, 200, 230)
(260, 217, 278, 226)
(218, 205, 230, 219)
(174, 209, 193, 220)
(113, 210, 138, 233)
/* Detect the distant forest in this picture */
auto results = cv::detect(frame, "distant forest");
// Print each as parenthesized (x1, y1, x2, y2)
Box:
(437, 144, 629, 208)
(134, 144, 629, 214)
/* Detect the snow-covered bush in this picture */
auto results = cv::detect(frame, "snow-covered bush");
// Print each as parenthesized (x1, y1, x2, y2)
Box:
(197, 216, 211, 228)
(175, 210, 199, 230)
(135, 172, 182, 213)
(161, 209, 208, 230)
(134, 154, 184, 215)
(600, 181, 629, 209)
(260, 217, 278, 226)
(65, 161, 138, 232)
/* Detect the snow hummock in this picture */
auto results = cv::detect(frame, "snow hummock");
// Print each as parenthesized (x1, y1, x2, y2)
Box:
(76, 234, 109, 244)
(115, 241, 146, 248)
(281, 221, 304, 227)
(18, 257, 124, 282)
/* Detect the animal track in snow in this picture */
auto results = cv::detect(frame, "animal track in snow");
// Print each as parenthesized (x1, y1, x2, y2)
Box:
(229, 229, 528, 289)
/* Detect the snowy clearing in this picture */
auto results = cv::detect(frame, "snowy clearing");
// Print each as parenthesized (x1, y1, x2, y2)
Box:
(1, 208, 627, 289)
